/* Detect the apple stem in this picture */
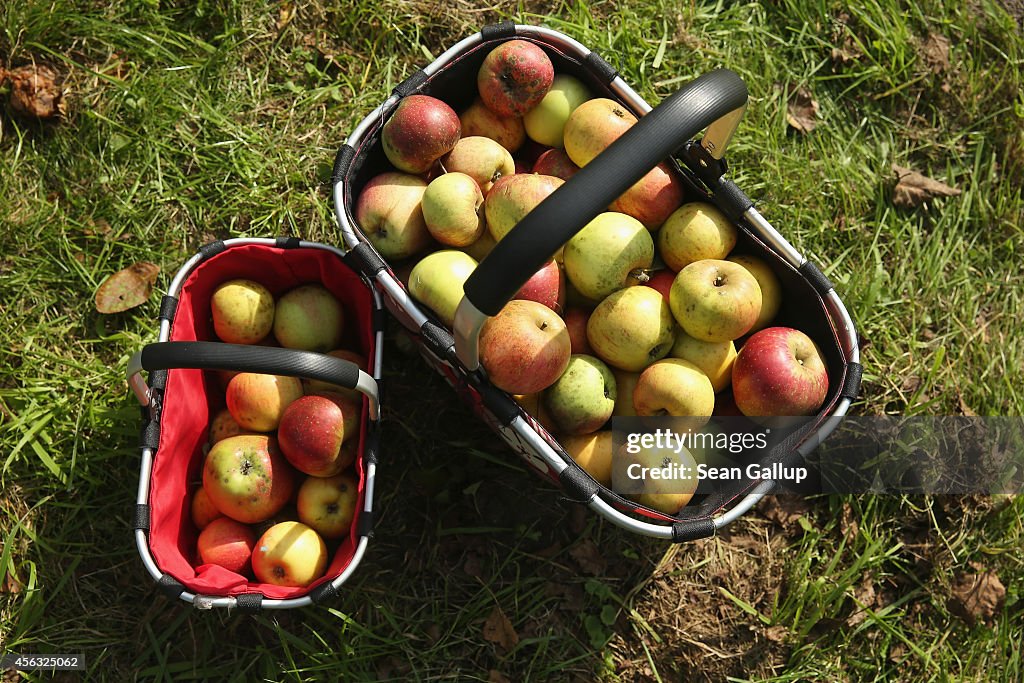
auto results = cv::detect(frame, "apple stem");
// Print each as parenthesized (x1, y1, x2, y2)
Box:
(629, 268, 651, 283)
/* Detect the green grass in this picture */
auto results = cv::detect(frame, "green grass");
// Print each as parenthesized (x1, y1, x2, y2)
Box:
(2, 0, 1023, 680)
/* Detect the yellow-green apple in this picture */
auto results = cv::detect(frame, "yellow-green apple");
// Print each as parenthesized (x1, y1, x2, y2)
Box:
(441, 136, 515, 193)
(732, 327, 829, 418)
(611, 368, 641, 417)
(514, 258, 565, 313)
(633, 359, 715, 428)
(523, 73, 592, 147)
(563, 98, 638, 167)
(355, 172, 432, 260)
(484, 173, 564, 242)
(191, 487, 223, 530)
(563, 307, 593, 355)
(209, 408, 249, 445)
(671, 329, 737, 393)
(479, 299, 571, 395)
(296, 473, 359, 539)
(226, 372, 304, 432)
(273, 284, 344, 353)
(211, 279, 275, 344)
(252, 521, 328, 587)
(658, 202, 738, 272)
(564, 278, 601, 309)
(459, 97, 526, 153)
(587, 286, 674, 372)
(421, 172, 486, 247)
(727, 254, 782, 333)
(564, 212, 654, 301)
(611, 440, 698, 515)
(203, 434, 296, 524)
(196, 517, 256, 574)
(561, 431, 613, 486)
(277, 393, 360, 477)
(303, 348, 367, 400)
(477, 39, 554, 117)
(542, 354, 616, 435)
(460, 228, 497, 262)
(381, 94, 460, 174)
(408, 249, 478, 327)
(670, 259, 762, 342)
(532, 148, 580, 180)
(610, 162, 685, 230)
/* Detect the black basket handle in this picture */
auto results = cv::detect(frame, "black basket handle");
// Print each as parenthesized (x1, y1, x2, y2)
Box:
(452, 68, 749, 369)
(127, 341, 379, 419)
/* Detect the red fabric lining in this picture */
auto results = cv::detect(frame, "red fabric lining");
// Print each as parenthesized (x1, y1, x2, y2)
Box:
(147, 244, 375, 600)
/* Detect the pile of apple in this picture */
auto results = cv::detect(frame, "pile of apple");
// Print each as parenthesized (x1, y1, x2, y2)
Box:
(355, 40, 829, 515)
(189, 279, 367, 589)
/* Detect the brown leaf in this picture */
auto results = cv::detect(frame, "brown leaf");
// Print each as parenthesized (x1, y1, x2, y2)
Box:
(786, 86, 819, 134)
(764, 624, 789, 643)
(922, 33, 951, 74)
(847, 575, 877, 627)
(482, 606, 519, 651)
(948, 570, 1005, 626)
(7, 64, 66, 120)
(95, 262, 159, 313)
(488, 671, 512, 683)
(759, 494, 810, 530)
(569, 538, 607, 575)
(463, 552, 485, 579)
(891, 165, 961, 208)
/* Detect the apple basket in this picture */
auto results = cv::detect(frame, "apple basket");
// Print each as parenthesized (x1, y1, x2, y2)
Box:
(330, 22, 862, 541)
(127, 238, 383, 609)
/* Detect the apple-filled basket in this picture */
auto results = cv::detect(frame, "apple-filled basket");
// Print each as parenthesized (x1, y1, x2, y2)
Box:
(330, 22, 862, 541)
(128, 238, 383, 609)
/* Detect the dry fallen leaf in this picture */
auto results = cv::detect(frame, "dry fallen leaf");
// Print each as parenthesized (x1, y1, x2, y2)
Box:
(95, 262, 160, 313)
(786, 86, 819, 134)
(488, 671, 512, 683)
(5, 64, 66, 120)
(948, 570, 1005, 626)
(922, 33, 951, 74)
(482, 606, 519, 651)
(892, 165, 961, 208)
(569, 538, 607, 575)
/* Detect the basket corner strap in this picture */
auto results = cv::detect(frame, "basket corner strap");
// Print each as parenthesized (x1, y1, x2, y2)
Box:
(841, 361, 863, 401)
(480, 19, 516, 41)
(671, 518, 716, 543)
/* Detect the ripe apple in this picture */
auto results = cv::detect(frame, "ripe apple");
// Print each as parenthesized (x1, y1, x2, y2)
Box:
(273, 284, 344, 353)
(421, 172, 486, 247)
(609, 162, 685, 230)
(381, 94, 460, 174)
(477, 39, 554, 117)
(611, 368, 641, 417)
(633, 359, 715, 431)
(658, 202, 738, 272)
(355, 172, 433, 260)
(587, 286, 674, 372)
(226, 372, 303, 432)
(727, 254, 783, 334)
(514, 258, 565, 313)
(532, 148, 580, 180)
(563, 97, 638, 168)
(459, 97, 526, 153)
(277, 393, 360, 477)
(191, 487, 223, 530)
(203, 434, 296, 524)
(561, 431, 613, 487)
(484, 173, 564, 242)
(408, 249, 478, 327)
(523, 73, 592, 147)
(670, 259, 762, 342)
(460, 229, 498, 262)
(252, 504, 299, 538)
(303, 348, 368, 399)
(441, 136, 515, 193)
(732, 327, 829, 418)
(611, 440, 698, 515)
(209, 408, 249, 445)
(211, 279, 275, 344)
(563, 307, 593, 355)
(644, 270, 675, 301)
(197, 517, 256, 574)
(252, 521, 328, 588)
(296, 473, 359, 539)
(563, 212, 654, 301)
(478, 299, 571, 395)
(671, 328, 738, 393)
(542, 354, 616, 435)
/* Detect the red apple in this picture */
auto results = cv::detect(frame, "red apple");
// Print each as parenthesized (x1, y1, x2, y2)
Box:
(440, 136, 515, 193)
(609, 161, 685, 230)
(381, 95, 461, 174)
(532, 148, 580, 180)
(477, 40, 554, 117)
(208, 408, 250, 445)
(479, 299, 571, 395)
(191, 487, 223, 530)
(278, 393, 361, 477)
(484, 173, 564, 242)
(203, 434, 296, 524)
(226, 372, 304, 432)
(197, 517, 256, 575)
(644, 270, 675, 301)
(732, 327, 829, 418)
(563, 307, 593, 355)
(459, 97, 526, 153)
(514, 258, 565, 313)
